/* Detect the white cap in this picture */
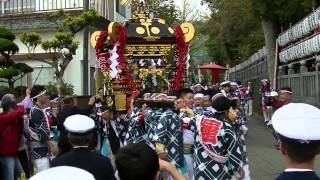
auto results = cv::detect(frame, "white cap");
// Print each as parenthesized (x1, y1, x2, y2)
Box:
(211, 93, 224, 101)
(272, 103, 320, 141)
(230, 82, 238, 86)
(194, 84, 204, 89)
(220, 81, 231, 86)
(30, 166, 95, 180)
(194, 93, 204, 99)
(167, 96, 177, 101)
(64, 115, 95, 133)
(154, 93, 167, 100)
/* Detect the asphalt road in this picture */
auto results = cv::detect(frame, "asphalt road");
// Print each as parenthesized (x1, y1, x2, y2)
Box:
(246, 115, 320, 180)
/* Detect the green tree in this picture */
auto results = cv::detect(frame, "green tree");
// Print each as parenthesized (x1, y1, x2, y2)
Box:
(20, 9, 103, 95)
(0, 27, 33, 88)
(250, 0, 314, 82)
(0, 27, 19, 66)
(202, 0, 315, 82)
(20, 32, 42, 53)
(0, 63, 33, 88)
(201, 0, 265, 66)
(146, 0, 179, 26)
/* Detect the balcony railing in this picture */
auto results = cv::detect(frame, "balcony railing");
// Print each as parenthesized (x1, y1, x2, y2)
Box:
(0, 0, 85, 16)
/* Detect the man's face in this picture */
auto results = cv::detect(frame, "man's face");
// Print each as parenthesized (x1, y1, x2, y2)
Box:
(263, 81, 268, 86)
(224, 86, 230, 92)
(227, 107, 237, 123)
(182, 93, 194, 109)
(101, 111, 113, 121)
(194, 98, 204, 107)
(230, 85, 237, 91)
(143, 94, 151, 100)
(51, 101, 59, 108)
(279, 91, 291, 102)
(195, 86, 202, 92)
(203, 96, 211, 107)
(174, 99, 185, 110)
(39, 94, 49, 106)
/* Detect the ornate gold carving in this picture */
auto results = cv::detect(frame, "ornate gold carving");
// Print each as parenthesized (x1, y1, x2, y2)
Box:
(140, 18, 146, 23)
(141, 22, 152, 36)
(136, 27, 146, 34)
(180, 23, 195, 43)
(90, 31, 102, 48)
(168, 27, 174, 34)
(158, 19, 166, 24)
(125, 44, 173, 56)
(106, 96, 114, 107)
(151, 27, 160, 34)
(115, 93, 127, 111)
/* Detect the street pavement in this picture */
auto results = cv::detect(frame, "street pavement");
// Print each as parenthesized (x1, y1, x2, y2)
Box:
(246, 115, 320, 180)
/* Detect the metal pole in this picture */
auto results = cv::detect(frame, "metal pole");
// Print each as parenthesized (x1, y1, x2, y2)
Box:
(82, 0, 89, 95)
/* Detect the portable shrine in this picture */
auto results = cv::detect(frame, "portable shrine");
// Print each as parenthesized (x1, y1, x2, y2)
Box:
(90, 0, 195, 111)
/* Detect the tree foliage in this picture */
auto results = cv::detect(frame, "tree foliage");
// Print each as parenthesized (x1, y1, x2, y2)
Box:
(0, 27, 33, 88)
(46, 81, 74, 96)
(200, 0, 265, 66)
(0, 27, 19, 65)
(20, 9, 102, 95)
(201, 0, 317, 70)
(0, 63, 33, 88)
(146, 0, 179, 26)
(20, 32, 42, 53)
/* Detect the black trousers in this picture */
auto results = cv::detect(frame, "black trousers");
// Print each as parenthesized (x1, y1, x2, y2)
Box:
(18, 150, 30, 178)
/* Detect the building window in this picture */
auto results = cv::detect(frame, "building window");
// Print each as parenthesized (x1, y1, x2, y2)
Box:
(31, 67, 54, 85)
(0, 0, 83, 15)
(116, 0, 126, 17)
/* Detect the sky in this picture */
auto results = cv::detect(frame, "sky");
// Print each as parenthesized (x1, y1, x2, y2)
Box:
(173, 0, 212, 20)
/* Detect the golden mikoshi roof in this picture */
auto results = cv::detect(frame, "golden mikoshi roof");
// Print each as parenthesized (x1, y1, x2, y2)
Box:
(125, 18, 176, 44)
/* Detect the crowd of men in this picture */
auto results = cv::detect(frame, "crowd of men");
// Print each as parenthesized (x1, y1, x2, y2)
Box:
(1, 80, 320, 180)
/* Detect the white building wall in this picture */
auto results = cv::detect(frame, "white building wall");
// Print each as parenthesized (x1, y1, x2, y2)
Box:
(13, 30, 85, 95)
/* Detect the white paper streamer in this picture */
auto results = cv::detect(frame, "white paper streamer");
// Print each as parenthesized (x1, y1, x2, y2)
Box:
(152, 75, 157, 86)
(157, 58, 161, 66)
(139, 59, 145, 66)
(109, 44, 119, 78)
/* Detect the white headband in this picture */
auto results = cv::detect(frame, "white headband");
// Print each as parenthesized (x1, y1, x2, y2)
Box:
(50, 96, 60, 103)
(97, 110, 109, 116)
(31, 90, 46, 100)
(280, 90, 292, 94)
(194, 93, 204, 99)
(211, 93, 224, 101)
(154, 93, 167, 100)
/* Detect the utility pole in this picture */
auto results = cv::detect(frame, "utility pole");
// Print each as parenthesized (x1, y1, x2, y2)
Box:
(82, 0, 89, 95)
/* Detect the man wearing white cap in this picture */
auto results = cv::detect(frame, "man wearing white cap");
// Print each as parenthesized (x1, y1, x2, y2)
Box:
(193, 83, 205, 94)
(272, 103, 320, 180)
(193, 93, 204, 116)
(51, 115, 115, 180)
(220, 81, 231, 97)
